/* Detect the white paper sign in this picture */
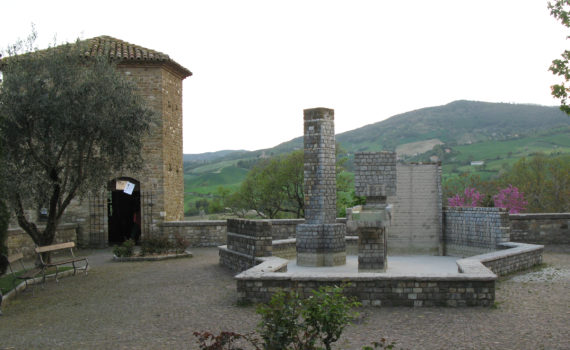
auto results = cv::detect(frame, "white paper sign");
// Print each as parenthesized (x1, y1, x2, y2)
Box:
(124, 181, 135, 195)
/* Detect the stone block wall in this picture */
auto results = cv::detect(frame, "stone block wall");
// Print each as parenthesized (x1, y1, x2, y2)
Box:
(387, 163, 443, 255)
(159, 220, 226, 247)
(444, 207, 510, 257)
(219, 219, 273, 273)
(226, 219, 273, 257)
(354, 151, 397, 199)
(6, 224, 78, 258)
(357, 225, 387, 272)
(509, 213, 569, 244)
(237, 272, 495, 307)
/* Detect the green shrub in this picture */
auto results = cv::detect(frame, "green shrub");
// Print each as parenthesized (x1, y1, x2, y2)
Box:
(194, 285, 398, 349)
(113, 239, 135, 257)
(140, 235, 171, 256)
(140, 234, 189, 256)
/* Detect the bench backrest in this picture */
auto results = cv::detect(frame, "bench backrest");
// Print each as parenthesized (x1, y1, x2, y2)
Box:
(35, 242, 76, 254)
(8, 252, 24, 264)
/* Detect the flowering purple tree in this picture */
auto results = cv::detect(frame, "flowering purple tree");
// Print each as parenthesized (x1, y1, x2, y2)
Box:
(447, 187, 483, 207)
(448, 185, 527, 214)
(493, 185, 528, 214)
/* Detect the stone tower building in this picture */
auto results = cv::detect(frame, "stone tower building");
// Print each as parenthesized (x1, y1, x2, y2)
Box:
(63, 36, 192, 247)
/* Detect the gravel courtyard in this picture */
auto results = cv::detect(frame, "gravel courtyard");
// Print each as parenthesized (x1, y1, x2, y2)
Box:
(0, 246, 568, 350)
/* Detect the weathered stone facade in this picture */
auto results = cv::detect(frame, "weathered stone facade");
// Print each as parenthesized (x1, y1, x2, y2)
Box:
(296, 108, 346, 266)
(60, 36, 191, 247)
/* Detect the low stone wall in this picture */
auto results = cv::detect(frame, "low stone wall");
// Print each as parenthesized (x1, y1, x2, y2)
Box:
(219, 219, 273, 273)
(6, 223, 79, 258)
(443, 207, 510, 257)
(464, 242, 544, 276)
(163, 218, 347, 248)
(159, 220, 227, 247)
(236, 257, 496, 307)
(509, 213, 569, 244)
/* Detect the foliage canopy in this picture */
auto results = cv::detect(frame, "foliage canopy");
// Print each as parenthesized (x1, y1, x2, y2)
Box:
(0, 32, 153, 250)
(549, 0, 570, 115)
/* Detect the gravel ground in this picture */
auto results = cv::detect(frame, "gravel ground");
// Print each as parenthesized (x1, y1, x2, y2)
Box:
(0, 246, 568, 350)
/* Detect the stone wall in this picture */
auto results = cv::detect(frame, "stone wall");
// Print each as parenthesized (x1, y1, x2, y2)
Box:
(354, 151, 397, 198)
(477, 243, 544, 276)
(444, 207, 510, 257)
(387, 163, 443, 255)
(509, 213, 569, 244)
(236, 257, 495, 307)
(6, 224, 78, 258)
(159, 220, 226, 247)
(219, 219, 273, 273)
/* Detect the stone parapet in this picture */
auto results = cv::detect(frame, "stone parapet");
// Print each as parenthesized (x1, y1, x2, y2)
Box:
(159, 220, 226, 247)
(236, 256, 496, 307)
(509, 213, 569, 244)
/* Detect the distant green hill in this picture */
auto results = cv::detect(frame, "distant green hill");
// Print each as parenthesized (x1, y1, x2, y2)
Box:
(183, 100, 570, 216)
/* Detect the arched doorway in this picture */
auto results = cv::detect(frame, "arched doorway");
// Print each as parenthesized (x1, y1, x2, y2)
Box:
(107, 178, 141, 244)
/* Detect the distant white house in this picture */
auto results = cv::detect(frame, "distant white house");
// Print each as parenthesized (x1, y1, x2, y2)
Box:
(471, 161, 485, 166)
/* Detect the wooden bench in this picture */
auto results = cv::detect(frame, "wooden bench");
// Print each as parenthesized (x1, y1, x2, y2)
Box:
(35, 242, 89, 283)
(6, 252, 43, 293)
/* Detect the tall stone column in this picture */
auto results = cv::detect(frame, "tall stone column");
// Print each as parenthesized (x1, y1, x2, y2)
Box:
(296, 108, 346, 267)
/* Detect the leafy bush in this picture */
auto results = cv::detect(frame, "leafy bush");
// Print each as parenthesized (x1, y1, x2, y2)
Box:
(140, 234, 189, 256)
(194, 284, 383, 350)
(140, 236, 171, 256)
(113, 239, 135, 258)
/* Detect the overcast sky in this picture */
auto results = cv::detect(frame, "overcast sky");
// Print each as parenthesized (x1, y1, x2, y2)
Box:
(1, 0, 567, 154)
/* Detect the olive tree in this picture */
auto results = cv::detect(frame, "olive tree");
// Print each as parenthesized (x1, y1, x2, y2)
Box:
(0, 33, 153, 255)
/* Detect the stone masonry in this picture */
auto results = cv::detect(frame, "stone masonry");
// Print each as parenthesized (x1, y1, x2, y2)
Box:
(219, 219, 273, 273)
(296, 108, 346, 266)
(60, 36, 192, 247)
(444, 207, 510, 257)
(352, 152, 397, 271)
(354, 152, 397, 202)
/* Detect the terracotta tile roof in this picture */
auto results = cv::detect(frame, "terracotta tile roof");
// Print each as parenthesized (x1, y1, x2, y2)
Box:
(80, 36, 192, 78)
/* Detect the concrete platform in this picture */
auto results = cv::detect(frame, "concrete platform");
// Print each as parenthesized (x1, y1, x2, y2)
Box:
(287, 255, 459, 275)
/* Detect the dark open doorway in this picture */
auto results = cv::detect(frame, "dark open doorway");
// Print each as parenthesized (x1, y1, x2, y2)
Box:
(108, 178, 141, 244)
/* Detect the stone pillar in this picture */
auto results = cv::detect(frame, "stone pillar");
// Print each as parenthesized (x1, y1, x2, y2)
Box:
(296, 108, 346, 267)
(352, 152, 397, 272)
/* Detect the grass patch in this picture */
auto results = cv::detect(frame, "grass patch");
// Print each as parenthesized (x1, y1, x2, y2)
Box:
(0, 266, 73, 294)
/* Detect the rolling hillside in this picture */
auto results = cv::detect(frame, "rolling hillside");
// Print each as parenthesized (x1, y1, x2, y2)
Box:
(183, 100, 570, 215)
